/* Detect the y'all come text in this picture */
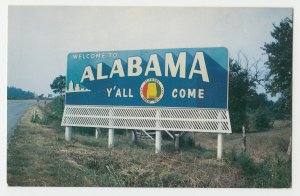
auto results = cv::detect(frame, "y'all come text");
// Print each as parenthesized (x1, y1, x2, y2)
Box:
(105, 87, 204, 99)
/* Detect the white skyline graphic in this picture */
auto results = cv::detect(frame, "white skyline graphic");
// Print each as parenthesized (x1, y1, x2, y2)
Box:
(66, 80, 91, 93)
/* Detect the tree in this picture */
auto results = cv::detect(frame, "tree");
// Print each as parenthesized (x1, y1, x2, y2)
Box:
(247, 93, 274, 112)
(7, 86, 35, 100)
(262, 17, 292, 114)
(229, 59, 256, 132)
(254, 107, 273, 131)
(50, 75, 66, 96)
(38, 94, 44, 99)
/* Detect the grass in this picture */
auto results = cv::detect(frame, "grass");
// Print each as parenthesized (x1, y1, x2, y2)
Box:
(7, 98, 292, 187)
(226, 150, 291, 187)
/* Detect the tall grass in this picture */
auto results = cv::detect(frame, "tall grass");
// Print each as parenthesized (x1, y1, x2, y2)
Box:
(8, 96, 291, 187)
(36, 97, 64, 128)
(226, 150, 291, 188)
(45, 98, 291, 187)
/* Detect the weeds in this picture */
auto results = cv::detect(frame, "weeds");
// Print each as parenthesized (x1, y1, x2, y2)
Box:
(226, 149, 291, 188)
(276, 137, 289, 152)
(180, 136, 195, 149)
(31, 112, 40, 123)
(254, 155, 291, 188)
(8, 98, 292, 187)
(161, 172, 185, 187)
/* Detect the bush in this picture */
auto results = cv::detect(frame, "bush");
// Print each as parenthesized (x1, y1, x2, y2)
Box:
(229, 111, 248, 133)
(226, 150, 257, 176)
(226, 150, 291, 187)
(75, 127, 97, 136)
(31, 112, 40, 123)
(48, 96, 64, 120)
(161, 172, 185, 187)
(179, 135, 195, 148)
(254, 107, 273, 131)
(35, 97, 64, 126)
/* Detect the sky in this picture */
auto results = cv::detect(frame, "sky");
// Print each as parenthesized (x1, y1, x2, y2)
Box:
(7, 6, 292, 99)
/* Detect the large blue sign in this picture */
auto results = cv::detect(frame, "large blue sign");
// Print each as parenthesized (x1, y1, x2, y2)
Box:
(65, 47, 228, 109)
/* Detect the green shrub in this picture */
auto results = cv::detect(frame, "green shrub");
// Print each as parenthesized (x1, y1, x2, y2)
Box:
(31, 112, 40, 123)
(276, 138, 289, 152)
(161, 172, 185, 187)
(48, 96, 64, 120)
(74, 127, 96, 136)
(226, 150, 257, 176)
(36, 97, 64, 126)
(226, 150, 291, 188)
(79, 138, 105, 147)
(179, 135, 195, 149)
(253, 156, 291, 188)
(254, 107, 273, 131)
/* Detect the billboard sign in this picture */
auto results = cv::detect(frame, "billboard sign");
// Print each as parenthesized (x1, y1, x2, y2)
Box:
(66, 47, 228, 109)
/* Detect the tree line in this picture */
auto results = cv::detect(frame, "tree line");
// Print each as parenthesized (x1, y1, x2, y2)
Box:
(229, 17, 292, 132)
(7, 86, 35, 100)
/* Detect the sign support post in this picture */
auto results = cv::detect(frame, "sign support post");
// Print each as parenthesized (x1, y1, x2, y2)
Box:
(108, 109, 114, 148)
(131, 130, 136, 142)
(217, 112, 224, 159)
(95, 128, 100, 139)
(155, 130, 162, 154)
(217, 133, 223, 160)
(108, 128, 114, 148)
(175, 134, 180, 151)
(65, 126, 73, 142)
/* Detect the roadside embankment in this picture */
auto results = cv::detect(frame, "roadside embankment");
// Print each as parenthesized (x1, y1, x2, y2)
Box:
(7, 100, 291, 187)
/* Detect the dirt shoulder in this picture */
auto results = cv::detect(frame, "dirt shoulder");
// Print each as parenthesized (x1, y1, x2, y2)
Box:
(7, 104, 62, 185)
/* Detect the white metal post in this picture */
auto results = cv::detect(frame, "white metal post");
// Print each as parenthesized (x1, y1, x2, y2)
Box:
(108, 128, 114, 148)
(108, 108, 114, 148)
(155, 130, 162, 154)
(155, 110, 162, 154)
(65, 126, 73, 142)
(131, 130, 136, 142)
(217, 112, 224, 160)
(175, 134, 180, 151)
(95, 128, 100, 139)
(217, 133, 223, 160)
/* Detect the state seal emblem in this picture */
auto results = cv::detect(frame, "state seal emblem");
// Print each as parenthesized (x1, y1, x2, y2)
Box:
(140, 78, 164, 104)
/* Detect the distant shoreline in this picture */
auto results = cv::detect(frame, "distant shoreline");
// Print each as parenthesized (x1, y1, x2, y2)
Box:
(7, 98, 53, 101)
(7, 99, 36, 100)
